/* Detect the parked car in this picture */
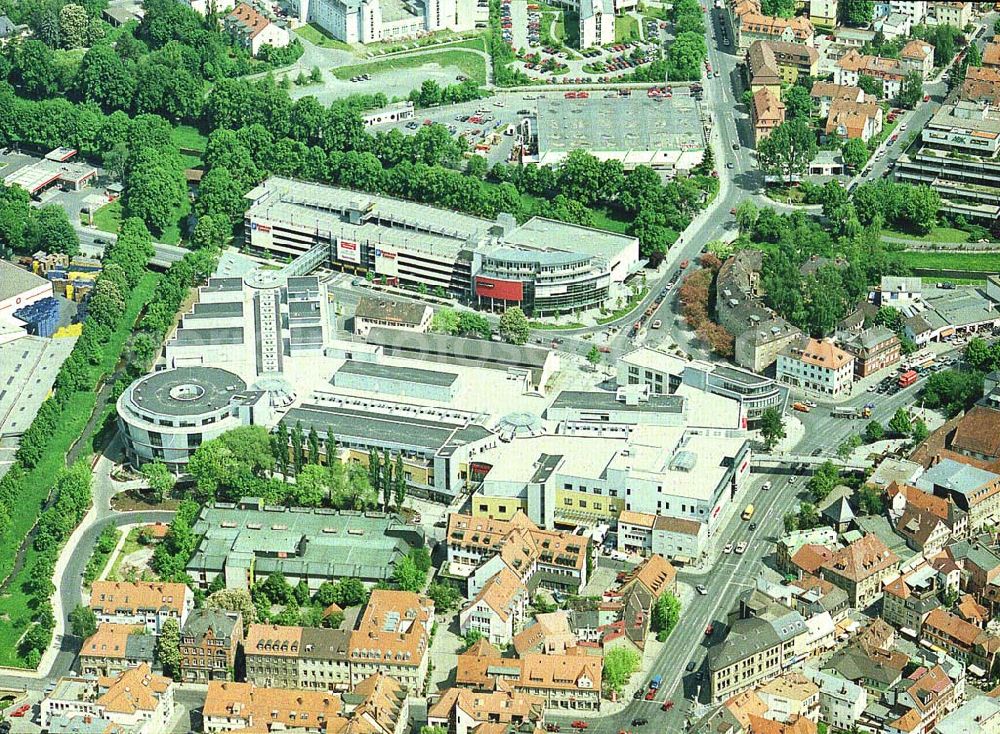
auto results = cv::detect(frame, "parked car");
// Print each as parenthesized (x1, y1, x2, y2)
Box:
(723, 543, 734, 554)
(705, 624, 714, 635)
(686, 661, 696, 672)
(696, 584, 708, 595)
(571, 723, 589, 730)
(735, 542, 747, 554)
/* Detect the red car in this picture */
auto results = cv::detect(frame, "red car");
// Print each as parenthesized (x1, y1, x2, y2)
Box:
(11, 704, 31, 717)
(662, 701, 675, 711)
(645, 689, 656, 700)
(571, 723, 589, 730)
(923, 94, 930, 102)
(705, 623, 714, 635)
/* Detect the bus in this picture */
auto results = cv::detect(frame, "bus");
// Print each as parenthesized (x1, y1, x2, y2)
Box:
(899, 370, 918, 388)
(742, 504, 755, 520)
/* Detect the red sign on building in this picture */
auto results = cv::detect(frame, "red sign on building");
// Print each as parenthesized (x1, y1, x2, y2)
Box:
(475, 276, 523, 301)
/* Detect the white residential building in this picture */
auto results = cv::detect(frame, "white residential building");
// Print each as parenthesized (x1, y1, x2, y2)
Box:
(224, 3, 290, 57)
(579, 0, 614, 48)
(808, 0, 838, 25)
(89, 581, 193, 636)
(889, 0, 928, 24)
(933, 1, 972, 29)
(41, 665, 175, 734)
(616, 509, 709, 562)
(776, 338, 856, 396)
(298, 0, 476, 45)
(458, 568, 529, 645)
(805, 669, 867, 732)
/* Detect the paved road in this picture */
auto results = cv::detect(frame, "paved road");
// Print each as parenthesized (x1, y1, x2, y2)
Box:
(76, 227, 187, 268)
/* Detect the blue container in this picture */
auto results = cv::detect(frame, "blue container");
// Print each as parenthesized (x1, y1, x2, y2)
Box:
(14, 297, 61, 338)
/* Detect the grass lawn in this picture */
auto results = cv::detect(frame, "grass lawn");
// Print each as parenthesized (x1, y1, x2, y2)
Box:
(615, 14, 640, 42)
(883, 226, 975, 244)
(332, 49, 488, 85)
(170, 125, 208, 154)
(295, 22, 354, 51)
(598, 286, 649, 324)
(91, 200, 122, 234)
(0, 271, 161, 667)
(90, 199, 188, 246)
(107, 528, 148, 581)
(897, 251, 1000, 273)
(920, 276, 987, 285)
(765, 185, 807, 204)
(591, 207, 630, 234)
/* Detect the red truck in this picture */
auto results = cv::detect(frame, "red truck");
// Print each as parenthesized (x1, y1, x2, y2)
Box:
(899, 370, 918, 388)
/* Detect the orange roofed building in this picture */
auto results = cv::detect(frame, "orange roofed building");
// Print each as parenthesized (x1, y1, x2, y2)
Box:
(427, 688, 545, 734)
(777, 338, 855, 397)
(456, 642, 602, 711)
(223, 3, 290, 57)
(751, 87, 786, 146)
(41, 664, 174, 734)
(89, 580, 193, 635)
(819, 534, 899, 608)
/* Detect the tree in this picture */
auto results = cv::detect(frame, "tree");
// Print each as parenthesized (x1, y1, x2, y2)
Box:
(807, 461, 840, 503)
(329, 577, 367, 608)
(858, 74, 881, 97)
(603, 647, 641, 694)
(857, 486, 885, 515)
(157, 618, 181, 677)
(207, 588, 257, 623)
(12, 40, 59, 98)
(652, 592, 681, 641)
(586, 346, 602, 367)
(735, 200, 759, 234)
(965, 337, 995, 371)
(783, 85, 813, 120)
(58, 4, 89, 49)
(864, 420, 885, 443)
(901, 184, 940, 234)
(431, 308, 460, 334)
(427, 582, 462, 613)
(922, 369, 984, 416)
(392, 555, 426, 592)
(499, 306, 530, 344)
(69, 605, 97, 639)
(393, 454, 406, 510)
(840, 0, 874, 25)
(898, 70, 923, 109)
(141, 461, 175, 503)
(461, 629, 485, 651)
(290, 464, 329, 507)
(888, 408, 912, 437)
(259, 572, 293, 605)
(757, 119, 818, 185)
(29, 205, 80, 257)
(759, 407, 786, 451)
(841, 138, 869, 170)
(912, 417, 929, 443)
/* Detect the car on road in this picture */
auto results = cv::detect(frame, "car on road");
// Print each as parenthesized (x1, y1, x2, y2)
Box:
(735, 541, 747, 554)
(748, 522, 757, 531)
(732, 142, 739, 150)
(705, 623, 714, 635)
(726, 162, 734, 169)
(652, 319, 662, 329)
(94, 237, 109, 244)
(631, 719, 648, 727)
(762, 481, 771, 491)
(788, 476, 797, 484)
(696, 584, 708, 595)
(10, 704, 31, 718)
(546, 725, 560, 732)
(662, 701, 675, 711)
(644, 689, 656, 700)
(633, 689, 644, 700)
(723, 543, 734, 554)
(571, 723, 588, 730)
(686, 660, 697, 672)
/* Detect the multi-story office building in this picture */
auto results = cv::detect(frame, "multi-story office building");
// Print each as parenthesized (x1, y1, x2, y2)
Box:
(579, 0, 613, 47)
(243, 178, 639, 316)
(894, 101, 1000, 225)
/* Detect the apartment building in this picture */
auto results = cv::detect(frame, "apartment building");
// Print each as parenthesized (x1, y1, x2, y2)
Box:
(427, 689, 545, 734)
(916, 458, 1000, 530)
(932, 1, 972, 28)
(777, 338, 856, 397)
(731, 0, 815, 49)
(900, 39, 935, 79)
(298, 0, 476, 45)
(616, 510, 707, 562)
(881, 565, 942, 634)
(708, 592, 809, 703)
(179, 609, 243, 683)
(78, 624, 155, 678)
(41, 665, 174, 734)
(839, 326, 900, 377)
(820, 534, 901, 608)
(922, 608, 1000, 677)
(459, 567, 530, 645)
(353, 296, 432, 337)
(804, 670, 867, 732)
(889, 0, 928, 23)
(808, 0, 837, 25)
(445, 512, 590, 595)
(752, 87, 787, 145)
(825, 97, 884, 142)
(835, 50, 906, 98)
(89, 581, 193, 635)
(223, 3, 289, 56)
(245, 624, 304, 689)
(579, 0, 614, 48)
(348, 590, 433, 690)
(456, 642, 602, 711)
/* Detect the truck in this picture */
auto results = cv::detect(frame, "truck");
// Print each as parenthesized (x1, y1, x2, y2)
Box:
(899, 370, 918, 388)
(650, 675, 663, 690)
(832, 406, 871, 419)
(792, 402, 811, 413)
